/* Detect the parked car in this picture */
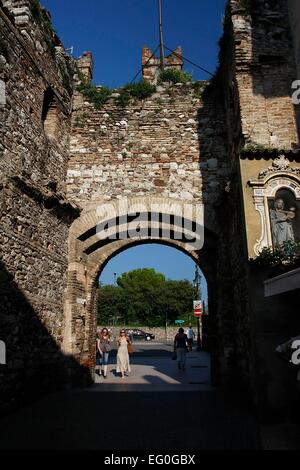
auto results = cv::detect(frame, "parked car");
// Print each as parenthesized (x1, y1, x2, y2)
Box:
(125, 328, 155, 342)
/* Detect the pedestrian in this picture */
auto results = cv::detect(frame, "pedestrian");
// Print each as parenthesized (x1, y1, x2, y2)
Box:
(174, 327, 188, 370)
(96, 327, 111, 378)
(186, 324, 195, 351)
(116, 329, 132, 379)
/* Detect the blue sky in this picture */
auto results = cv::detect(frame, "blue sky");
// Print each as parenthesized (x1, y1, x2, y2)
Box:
(99, 244, 208, 301)
(41, 0, 225, 300)
(42, 0, 226, 87)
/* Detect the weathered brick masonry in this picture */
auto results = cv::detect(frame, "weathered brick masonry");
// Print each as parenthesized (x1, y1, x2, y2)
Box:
(0, 0, 300, 421)
(0, 0, 83, 411)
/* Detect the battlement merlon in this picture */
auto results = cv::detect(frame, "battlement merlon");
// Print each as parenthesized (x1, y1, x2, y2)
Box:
(142, 46, 183, 84)
(76, 51, 94, 81)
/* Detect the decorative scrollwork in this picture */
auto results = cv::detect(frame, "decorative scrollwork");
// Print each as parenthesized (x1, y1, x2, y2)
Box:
(258, 155, 300, 179)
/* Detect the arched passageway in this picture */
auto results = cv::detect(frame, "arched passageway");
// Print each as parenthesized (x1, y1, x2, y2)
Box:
(63, 196, 221, 383)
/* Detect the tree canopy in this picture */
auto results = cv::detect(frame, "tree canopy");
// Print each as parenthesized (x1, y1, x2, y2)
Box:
(97, 268, 197, 327)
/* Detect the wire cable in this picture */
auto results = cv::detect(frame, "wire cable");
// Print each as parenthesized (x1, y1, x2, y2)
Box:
(130, 45, 160, 83)
(164, 45, 214, 77)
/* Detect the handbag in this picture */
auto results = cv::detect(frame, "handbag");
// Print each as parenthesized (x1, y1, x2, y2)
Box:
(127, 342, 133, 354)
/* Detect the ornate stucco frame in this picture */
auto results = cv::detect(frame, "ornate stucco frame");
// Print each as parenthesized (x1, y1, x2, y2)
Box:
(248, 156, 300, 256)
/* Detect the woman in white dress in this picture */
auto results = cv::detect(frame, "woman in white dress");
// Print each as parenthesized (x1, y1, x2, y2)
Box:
(116, 329, 131, 379)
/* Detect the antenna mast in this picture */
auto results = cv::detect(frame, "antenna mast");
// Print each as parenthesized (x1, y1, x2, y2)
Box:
(158, 0, 165, 70)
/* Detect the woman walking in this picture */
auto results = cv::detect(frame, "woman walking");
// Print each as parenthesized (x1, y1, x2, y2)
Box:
(174, 327, 188, 371)
(116, 329, 132, 379)
(96, 328, 111, 378)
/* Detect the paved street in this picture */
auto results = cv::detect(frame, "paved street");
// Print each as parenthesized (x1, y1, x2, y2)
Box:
(0, 343, 261, 450)
(94, 342, 212, 391)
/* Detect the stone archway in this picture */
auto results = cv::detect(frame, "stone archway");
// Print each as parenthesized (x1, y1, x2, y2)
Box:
(62, 196, 219, 376)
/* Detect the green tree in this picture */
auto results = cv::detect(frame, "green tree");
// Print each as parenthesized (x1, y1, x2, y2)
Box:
(97, 285, 125, 325)
(97, 268, 195, 327)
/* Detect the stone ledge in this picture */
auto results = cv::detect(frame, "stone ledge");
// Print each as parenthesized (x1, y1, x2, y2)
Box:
(2, 176, 81, 223)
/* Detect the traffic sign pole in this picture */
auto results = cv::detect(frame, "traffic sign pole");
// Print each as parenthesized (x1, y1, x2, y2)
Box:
(193, 300, 202, 351)
(196, 316, 201, 351)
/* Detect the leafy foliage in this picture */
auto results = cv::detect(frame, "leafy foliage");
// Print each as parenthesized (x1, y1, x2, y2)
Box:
(77, 74, 111, 109)
(241, 144, 289, 156)
(157, 68, 192, 85)
(250, 241, 300, 267)
(192, 81, 208, 98)
(115, 80, 156, 107)
(77, 76, 156, 109)
(30, 0, 57, 56)
(239, 0, 254, 16)
(97, 268, 196, 327)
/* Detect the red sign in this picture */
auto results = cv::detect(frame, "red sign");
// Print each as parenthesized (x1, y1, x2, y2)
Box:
(193, 300, 202, 317)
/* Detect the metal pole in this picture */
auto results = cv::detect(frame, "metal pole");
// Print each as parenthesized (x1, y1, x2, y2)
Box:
(193, 265, 201, 351)
(158, 0, 165, 70)
(197, 317, 201, 352)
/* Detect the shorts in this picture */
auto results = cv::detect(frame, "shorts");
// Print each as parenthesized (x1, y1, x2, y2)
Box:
(96, 351, 109, 366)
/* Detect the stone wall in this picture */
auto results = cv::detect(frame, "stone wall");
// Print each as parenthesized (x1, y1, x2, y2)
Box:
(227, 0, 300, 419)
(1, 0, 299, 422)
(288, 0, 300, 79)
(231, 0, 298, 149)
(0, 0, 84, 412)
(68, 75, 229, 211)
(98, 326, 183, 343)
(66, 58, 234, 382)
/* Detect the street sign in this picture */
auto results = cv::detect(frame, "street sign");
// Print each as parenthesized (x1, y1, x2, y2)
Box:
(193, 300, 202, 318)
(175, 320, 185, 325)
(193, 300, 202, 311)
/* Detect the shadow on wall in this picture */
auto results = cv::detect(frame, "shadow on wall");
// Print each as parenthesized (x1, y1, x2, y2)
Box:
(196, 64, 250, 391)
(248, 0, 300, 142)
(0, 260, 91, 415)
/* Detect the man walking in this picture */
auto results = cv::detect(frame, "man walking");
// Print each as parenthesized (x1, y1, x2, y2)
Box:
(186, 325, 195, 352)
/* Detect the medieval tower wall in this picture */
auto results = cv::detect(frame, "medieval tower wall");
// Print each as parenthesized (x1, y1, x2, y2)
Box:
(0, 0, 81, 411)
